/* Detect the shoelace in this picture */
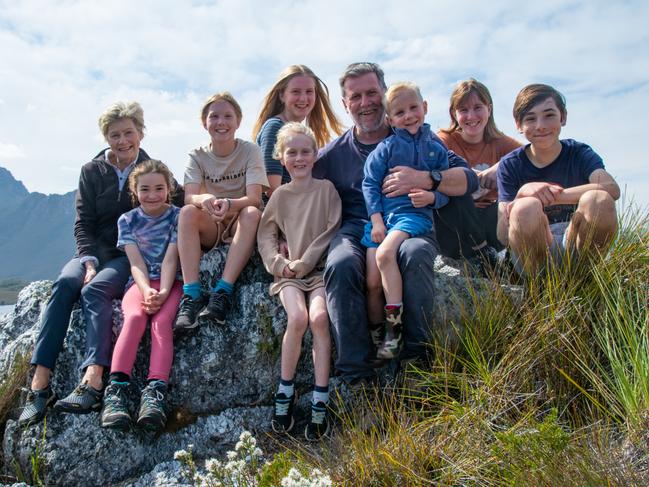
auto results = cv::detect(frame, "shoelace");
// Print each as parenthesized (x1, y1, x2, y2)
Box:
(209, 291, 227, 308)
(104, 385, 126, 407)
(21, 387, 35, 402)
(275, 397, 291, 416)
(311, 406, 326, 425)
(141, 387, 165, 407)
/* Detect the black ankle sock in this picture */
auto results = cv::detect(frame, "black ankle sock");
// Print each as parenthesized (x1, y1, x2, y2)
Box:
(109, 372, 130, 384)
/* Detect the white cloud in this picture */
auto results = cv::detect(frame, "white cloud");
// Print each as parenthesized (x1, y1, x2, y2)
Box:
(0, 142, 26, 159)
(0, 0, 647, 207)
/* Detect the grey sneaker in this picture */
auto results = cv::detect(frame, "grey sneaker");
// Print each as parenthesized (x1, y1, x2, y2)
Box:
(305, 401, 330, 441)
(174, 293, 207, 332)
(101, 382, 131, 431)
(136, 381, 168, 432)
(17, 386, 56, 427)
(54, 383, 102, 414)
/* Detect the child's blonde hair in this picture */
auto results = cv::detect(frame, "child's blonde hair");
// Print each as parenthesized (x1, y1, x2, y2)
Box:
(252, 65, 344, 148)
(440, 78, 505, 143)
(200, 92, 243, 126)
(272, 122, 318, 160)
(128, 159, 176, 205)
(385, 82, 424, 114)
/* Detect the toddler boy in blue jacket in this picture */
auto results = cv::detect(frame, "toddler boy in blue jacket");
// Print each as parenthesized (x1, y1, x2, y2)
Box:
(361, 81, 448, 360)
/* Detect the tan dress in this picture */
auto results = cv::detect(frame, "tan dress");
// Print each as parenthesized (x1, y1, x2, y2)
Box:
(257, 178, 341, 295)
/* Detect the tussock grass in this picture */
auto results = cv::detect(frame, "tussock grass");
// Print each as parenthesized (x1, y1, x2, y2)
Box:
(294, 208, 649, 485)
(0, 352, 30, 429)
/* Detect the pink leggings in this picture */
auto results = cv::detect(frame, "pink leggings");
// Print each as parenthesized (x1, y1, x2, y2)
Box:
(111, 279, 182, 382)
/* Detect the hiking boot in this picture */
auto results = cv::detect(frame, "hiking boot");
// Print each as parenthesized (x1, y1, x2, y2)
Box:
(101, 382, 131, 431)
(54, 383, 102, 414)
(304, 401, 330, 441)
(198, 289, 232, 325)
(174, 293, 207, 332)
(377, 306, 404, 360)
(136, 380, 168, 432)
(368, 323, 385, 349)
(271, 391, 297, 433)
(17, 386, 56, 427)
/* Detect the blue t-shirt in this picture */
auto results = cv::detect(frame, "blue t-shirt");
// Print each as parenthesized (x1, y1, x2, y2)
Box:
(362, 124, 449, 220)
(256, 116, 291, 185)
(117, 205, 181, 286)
(497, 139, 605, 224)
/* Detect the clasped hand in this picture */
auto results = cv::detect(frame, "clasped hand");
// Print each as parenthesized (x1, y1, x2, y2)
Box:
(202, 196, 230, 222)
(516, 182, 564, 207)
(142, 287, 167, 315)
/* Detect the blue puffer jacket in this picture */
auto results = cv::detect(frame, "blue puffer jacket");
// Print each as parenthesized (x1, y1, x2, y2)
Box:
(362, 123, 449, 219)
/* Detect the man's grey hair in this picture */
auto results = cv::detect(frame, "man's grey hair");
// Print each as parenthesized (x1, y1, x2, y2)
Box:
(339, 62, 387, 97)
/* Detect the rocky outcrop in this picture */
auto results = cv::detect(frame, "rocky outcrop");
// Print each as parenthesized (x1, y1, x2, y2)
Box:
(0, 248, 521, 486)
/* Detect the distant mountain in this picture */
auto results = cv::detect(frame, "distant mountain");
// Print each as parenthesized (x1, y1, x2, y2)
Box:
(0, 166, 76, 280)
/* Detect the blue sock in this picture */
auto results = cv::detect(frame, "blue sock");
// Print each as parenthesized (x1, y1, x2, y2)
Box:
(183, 281, 201, 299)
(312, 384, 329, 405)
(278, 378, 294, 397)
(212, 279, 234, 294)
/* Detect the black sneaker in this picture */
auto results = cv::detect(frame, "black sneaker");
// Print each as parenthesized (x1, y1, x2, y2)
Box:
(271, 391, 297, 433)
(305, 401, 330, 441)
(17, 386, 56, 427)
(198, 289, 232, 325)
(174, 293, 207, 332)
(54, 383, 103, 414)
(136, 380, 168, 432)
(101, 382, 131, 431)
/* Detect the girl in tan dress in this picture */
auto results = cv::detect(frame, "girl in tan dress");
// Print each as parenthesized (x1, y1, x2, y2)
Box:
(257, 123, 341, 441)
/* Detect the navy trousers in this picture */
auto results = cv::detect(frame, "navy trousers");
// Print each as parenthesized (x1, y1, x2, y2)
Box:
(31, 256, 130, 371)
(324, 219, 437, 381)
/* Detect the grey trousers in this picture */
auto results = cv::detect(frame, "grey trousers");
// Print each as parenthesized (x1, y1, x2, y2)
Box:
(324, 219, 437, 381)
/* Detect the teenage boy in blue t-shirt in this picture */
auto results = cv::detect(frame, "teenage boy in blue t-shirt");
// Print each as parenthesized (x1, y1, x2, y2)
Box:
(496, 83, 619, 274)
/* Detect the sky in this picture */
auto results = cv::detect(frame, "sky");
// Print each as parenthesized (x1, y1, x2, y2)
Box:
(1, 0, 648, 210)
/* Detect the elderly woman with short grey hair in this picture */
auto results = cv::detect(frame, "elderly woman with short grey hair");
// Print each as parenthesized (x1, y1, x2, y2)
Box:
(19, 101, 180, 426)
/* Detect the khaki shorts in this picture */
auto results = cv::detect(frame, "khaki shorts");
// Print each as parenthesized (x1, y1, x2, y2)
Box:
(201, 214, 239, 251)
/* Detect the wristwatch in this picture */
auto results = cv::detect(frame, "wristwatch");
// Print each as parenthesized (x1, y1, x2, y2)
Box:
(430, 170, 443, 191)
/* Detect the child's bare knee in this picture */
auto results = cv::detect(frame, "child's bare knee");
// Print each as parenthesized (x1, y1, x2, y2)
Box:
(286, 309, 308, 334)
(375, 245, 396, 271)
(309, 311, 329, 334)
(239, 206, 261, 226)
(578, 190, 616, 218)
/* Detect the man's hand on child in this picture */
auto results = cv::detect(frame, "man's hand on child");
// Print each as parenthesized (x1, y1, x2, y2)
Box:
(408, 188, 435, 208)
(516, 182, 563, 207)
(382, 166, 424, 197)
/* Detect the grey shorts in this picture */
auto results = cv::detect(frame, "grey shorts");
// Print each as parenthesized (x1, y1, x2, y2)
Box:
(510, 221, 571, 275)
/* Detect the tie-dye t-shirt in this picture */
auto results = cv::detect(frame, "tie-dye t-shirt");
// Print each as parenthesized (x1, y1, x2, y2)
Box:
(117, 205, 181, 287)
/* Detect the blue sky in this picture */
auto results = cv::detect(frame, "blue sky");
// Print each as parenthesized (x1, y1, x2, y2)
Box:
(0, 0, 648, 210)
